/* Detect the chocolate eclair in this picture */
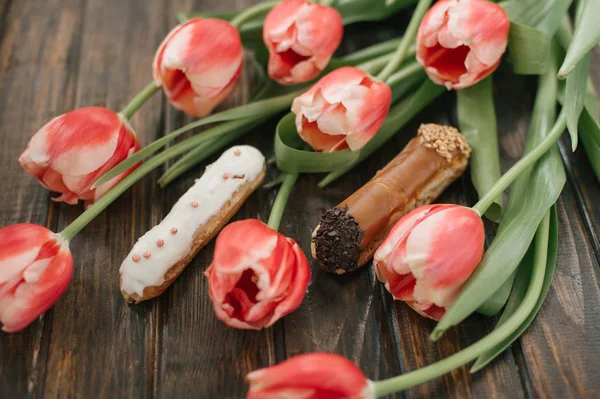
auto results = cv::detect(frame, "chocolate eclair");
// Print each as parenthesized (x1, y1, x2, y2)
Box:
(311, 124, 471, 274)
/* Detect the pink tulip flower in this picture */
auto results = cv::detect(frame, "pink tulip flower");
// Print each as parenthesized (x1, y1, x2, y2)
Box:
(291, 67, 392, 152)
(19, 107, 140, 207)
(205, 219, 311, 330)
(246, 353, 373, 399)
(416, 0, 510, 90)
(263, 0, 343, 85)
(153, 18, 243, 117)
(0, 224, 73, 332)
(374, 204, 485, 320)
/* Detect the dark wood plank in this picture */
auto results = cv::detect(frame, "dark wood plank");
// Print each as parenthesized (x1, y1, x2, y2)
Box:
(40, 0, 165, 397)
(508, 49, 600, 398)
(151, 1, 277, 397)
(514, 188, 600, 398)
(0, 0, 85, 396)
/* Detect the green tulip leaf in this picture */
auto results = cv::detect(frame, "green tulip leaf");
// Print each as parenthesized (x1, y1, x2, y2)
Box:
(500, 0, 571, 35)
(558, 0, 600, 78)
(457, 77, 503, 222)
(274, 113, 360, 174)
(507, 23, 551, 75)
(564, 51, 590, 150)
(472, 206, 557, 372)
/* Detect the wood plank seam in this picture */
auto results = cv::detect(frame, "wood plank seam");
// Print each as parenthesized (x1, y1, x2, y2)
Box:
(557, 140, 600, 277)
(511, 340, 536, 399)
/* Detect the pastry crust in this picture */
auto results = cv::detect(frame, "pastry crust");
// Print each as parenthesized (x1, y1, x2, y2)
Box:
(121, 167, 265, 303)
(312, 124, 471, 274)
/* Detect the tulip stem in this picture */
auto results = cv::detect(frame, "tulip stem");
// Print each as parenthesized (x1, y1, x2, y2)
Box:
(230, 1, 279, 28)
(472, 111, 567, 216)
(320, 0, 336, 6)
(372, 212, 549, 396)
(267, 172, 299, 231)
(118, 81, 161, 121)
(377, 0, 431, 82)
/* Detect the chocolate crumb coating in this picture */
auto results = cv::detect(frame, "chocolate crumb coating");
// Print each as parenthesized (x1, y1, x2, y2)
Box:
(314, 206, 364, 273)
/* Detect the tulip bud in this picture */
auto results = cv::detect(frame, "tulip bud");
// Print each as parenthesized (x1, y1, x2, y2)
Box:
(205, 219, 311, 330)
(374, 204, 485, 320)
(416, 0, 510, 90)
(263, 0, 343, 85)
(0, 224, 73, 332)
(291, 67, 392, 152)
(246, 352, 374, 399)
(19, 107, 141, 206)
(153, 18, 243, 118)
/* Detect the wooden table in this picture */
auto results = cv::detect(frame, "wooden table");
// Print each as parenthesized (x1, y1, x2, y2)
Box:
(1, 0, 600, 398)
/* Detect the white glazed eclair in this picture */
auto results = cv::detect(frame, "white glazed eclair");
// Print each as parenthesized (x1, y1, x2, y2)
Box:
(119, 145, 266, 303)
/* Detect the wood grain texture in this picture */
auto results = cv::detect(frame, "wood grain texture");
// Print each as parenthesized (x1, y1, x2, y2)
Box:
(1, 1, 600, 398)
(40, 0, 165, 397)
(0, 0, 85, 396)
(516, 188, 600, 398)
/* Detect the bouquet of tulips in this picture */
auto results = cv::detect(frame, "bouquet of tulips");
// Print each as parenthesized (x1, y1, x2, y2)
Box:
(2, 0, 600, 396)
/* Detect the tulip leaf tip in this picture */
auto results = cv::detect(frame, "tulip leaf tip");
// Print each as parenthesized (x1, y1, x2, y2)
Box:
(429, 328, 444, 342)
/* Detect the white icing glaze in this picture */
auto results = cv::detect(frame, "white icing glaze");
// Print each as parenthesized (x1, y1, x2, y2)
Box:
(120, 145, 265, 297)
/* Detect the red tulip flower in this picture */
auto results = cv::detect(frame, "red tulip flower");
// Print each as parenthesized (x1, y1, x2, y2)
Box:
(291, 67, 392, 152)
(153, 18, 243, 118)
(263, 0, 343, 85)
(246, 353, 374, 399)
(0, 224, 73, 332)
(19, 107, 141, 207)
(416, 0, 510, 90)
(205, 219, 311, 330)
(374, 205, 485, 320)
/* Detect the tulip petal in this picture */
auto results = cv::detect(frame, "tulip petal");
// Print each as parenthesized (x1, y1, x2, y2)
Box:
(28, 108, 122, 176)
(297, 120, 348, 152)
(246, 353, 370, 399)
(154, 18, 243, 117)
(292, 67, 391, 152)
(0, 225, 73, 332)
(416, 0, 509, 90)
(405, 206, 484, 308)
(263, 0, 343, 85)
(206, 220, 310, 330)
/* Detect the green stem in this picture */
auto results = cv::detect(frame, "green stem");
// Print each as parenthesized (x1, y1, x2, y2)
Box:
(336, 38, 403, 65)
(59, 117, 257, 241)
(373, 212, 550, 397)
(320, 0, 336, 6)
(229, 1, 278, 28)
(385, 61, 423, 88)
(118, 81, 161, 121)
(377, 0, 431, 82)
(267, 172, 299, 231)
(472, 111, 567, 216)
